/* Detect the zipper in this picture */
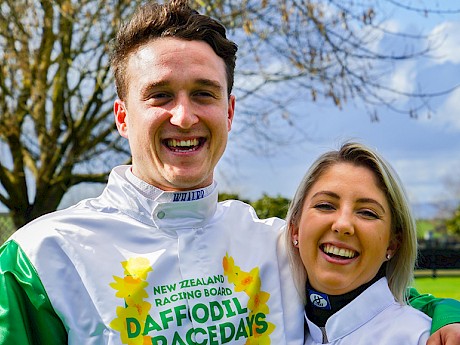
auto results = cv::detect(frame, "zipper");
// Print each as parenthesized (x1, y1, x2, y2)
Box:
(320, 326, 329, 343)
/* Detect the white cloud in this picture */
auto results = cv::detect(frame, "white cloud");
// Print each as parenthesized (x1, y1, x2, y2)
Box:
(426, 87, 460, 131)
(392, 155, 459, 204)
(429, 21, 460, 64)
(388, 60, 417, 96)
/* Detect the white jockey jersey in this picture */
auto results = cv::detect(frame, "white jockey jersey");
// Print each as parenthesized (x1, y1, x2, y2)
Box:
(305, 278, 431, 345)
(9, 165, 304, 344)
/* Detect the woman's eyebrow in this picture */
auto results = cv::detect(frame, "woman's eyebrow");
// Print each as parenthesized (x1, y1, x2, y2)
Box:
(356, 198, 386, 214)
(311, 191, 386, 214)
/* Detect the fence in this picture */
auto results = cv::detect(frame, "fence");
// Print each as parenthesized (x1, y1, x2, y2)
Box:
(416, 239, 460, 277)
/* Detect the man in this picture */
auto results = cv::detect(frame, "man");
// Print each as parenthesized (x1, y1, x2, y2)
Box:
(0, 1, 459, 344)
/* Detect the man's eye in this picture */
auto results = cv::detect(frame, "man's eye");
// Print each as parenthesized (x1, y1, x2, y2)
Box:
(151, 92, 170, 99)
(145, 93, 172, 104)
(194, 91, 215, 98)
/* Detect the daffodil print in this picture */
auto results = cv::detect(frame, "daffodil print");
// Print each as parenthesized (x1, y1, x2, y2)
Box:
(223, 253, 275, 344)
(110, 257, 153, 345)
(248, 290, 270, 315)
(122, 257, 152, 280)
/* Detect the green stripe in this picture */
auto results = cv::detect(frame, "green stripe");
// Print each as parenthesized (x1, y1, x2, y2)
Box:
(0, 240, 68, 344)
(408, 286, 460, 334)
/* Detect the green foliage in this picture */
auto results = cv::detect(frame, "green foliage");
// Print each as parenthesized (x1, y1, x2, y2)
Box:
(445, 204, 460, 236)
(218, 193, 250, 204)
(250, 193, 291, 219)
(416, 219, 435, 239)
(0, 214, 15, 245)
(218, 192, 291, 219)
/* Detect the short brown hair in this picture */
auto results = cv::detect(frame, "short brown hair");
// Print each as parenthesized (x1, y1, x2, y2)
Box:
(110, 0, 238, 100)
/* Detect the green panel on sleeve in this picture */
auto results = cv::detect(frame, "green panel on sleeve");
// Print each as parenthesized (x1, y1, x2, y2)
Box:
(0, 240, 68, 344)
(408, 286, 460, 334)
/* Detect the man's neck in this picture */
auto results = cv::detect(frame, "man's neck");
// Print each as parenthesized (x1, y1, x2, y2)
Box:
(125, 167, 216, 202)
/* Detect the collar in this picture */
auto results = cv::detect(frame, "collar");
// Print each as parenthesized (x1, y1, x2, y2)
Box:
(306, 264, 386, 327)
(101, 165, 218, 229)
(124, 167, 216, 202)
(305, 277, 395, 343)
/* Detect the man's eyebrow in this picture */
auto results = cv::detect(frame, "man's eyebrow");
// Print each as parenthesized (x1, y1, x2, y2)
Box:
(140, 78, 224, 97)
(140, 81, 169, 97)
(194, 78, 224, 92)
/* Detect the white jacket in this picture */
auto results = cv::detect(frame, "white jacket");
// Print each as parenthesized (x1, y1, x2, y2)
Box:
(305, 278, 431, 345)
(10, 165, 304, 344)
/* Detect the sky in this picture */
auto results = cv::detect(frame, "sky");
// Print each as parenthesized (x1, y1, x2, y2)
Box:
(214, 4, 460, 219)
(20, 2, 460, 220)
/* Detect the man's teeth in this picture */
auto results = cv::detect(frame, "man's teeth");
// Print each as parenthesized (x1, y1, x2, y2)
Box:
(323, 244, 357, 258)
(168, 138, 199, 147)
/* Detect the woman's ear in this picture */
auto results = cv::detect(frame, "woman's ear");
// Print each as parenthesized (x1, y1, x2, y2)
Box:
(386, 232, 401, 258)
(291, 223, 299, 248)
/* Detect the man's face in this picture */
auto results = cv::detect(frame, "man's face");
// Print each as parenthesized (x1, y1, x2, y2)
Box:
(115, 38, 235, 191)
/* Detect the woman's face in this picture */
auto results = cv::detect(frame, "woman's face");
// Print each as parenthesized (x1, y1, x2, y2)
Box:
(294, 162, 396, 295)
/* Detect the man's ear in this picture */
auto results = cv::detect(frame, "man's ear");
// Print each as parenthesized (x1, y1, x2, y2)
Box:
(114, 99, 128, 138)
(227, 95, 235, 131)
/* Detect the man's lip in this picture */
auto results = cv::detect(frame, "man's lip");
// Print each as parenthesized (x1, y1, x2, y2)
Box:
(162, 137, 206, 152)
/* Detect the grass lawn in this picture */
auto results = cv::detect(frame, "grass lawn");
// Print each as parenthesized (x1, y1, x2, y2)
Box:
(413, 276, 460, 300)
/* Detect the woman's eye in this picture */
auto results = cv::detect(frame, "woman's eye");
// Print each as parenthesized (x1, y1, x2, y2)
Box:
(314, 203, 335, 211)
(358, 210, 379, 219)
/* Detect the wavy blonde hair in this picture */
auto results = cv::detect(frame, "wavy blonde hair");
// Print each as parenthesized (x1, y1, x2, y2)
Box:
(285, 142, 417, 304)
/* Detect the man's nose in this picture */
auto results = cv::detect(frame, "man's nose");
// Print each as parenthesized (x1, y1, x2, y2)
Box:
(169, 96, 199, 129)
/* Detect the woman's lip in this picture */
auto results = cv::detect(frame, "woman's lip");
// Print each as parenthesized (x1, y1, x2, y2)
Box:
(319, 242, 360, 264)
(320, 241, 358, 253)
(320, 250, 357, 265)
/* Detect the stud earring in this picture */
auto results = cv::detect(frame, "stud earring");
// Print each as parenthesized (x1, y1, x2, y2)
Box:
(293, 239, 299, 247)
(386, 253, 391, 260)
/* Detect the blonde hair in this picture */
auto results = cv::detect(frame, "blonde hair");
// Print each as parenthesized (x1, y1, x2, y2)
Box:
(285, 142, 417, 304)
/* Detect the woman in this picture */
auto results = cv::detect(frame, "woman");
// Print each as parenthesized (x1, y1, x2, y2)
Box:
(286, 142, 431, 344)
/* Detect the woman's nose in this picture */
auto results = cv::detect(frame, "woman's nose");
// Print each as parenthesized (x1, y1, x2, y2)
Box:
(332, 210, 355, 236)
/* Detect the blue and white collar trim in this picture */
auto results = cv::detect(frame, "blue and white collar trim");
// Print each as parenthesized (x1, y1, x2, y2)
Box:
(125, 167, 216, 202)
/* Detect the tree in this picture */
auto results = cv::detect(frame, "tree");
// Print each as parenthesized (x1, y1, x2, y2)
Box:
(1, 0, 458, 229)
(250, 193, 291, 219)
(196, 0, 459, 140)
(218, 192, 250, 204)
(440, 169, 460, 236)
(0, 0, 139, 228)
(219, 192, 290, 219)
(445, 205, 460, 237)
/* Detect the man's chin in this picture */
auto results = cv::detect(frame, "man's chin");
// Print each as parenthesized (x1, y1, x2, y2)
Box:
(164, 172, 213, 191)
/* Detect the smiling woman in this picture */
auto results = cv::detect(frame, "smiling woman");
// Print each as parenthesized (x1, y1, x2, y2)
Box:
(285, 141, 432, 344)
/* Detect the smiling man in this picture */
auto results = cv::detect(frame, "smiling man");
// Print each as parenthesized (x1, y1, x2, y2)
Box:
(1, 1, 460, 345)
(113, 38, 234, 191)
